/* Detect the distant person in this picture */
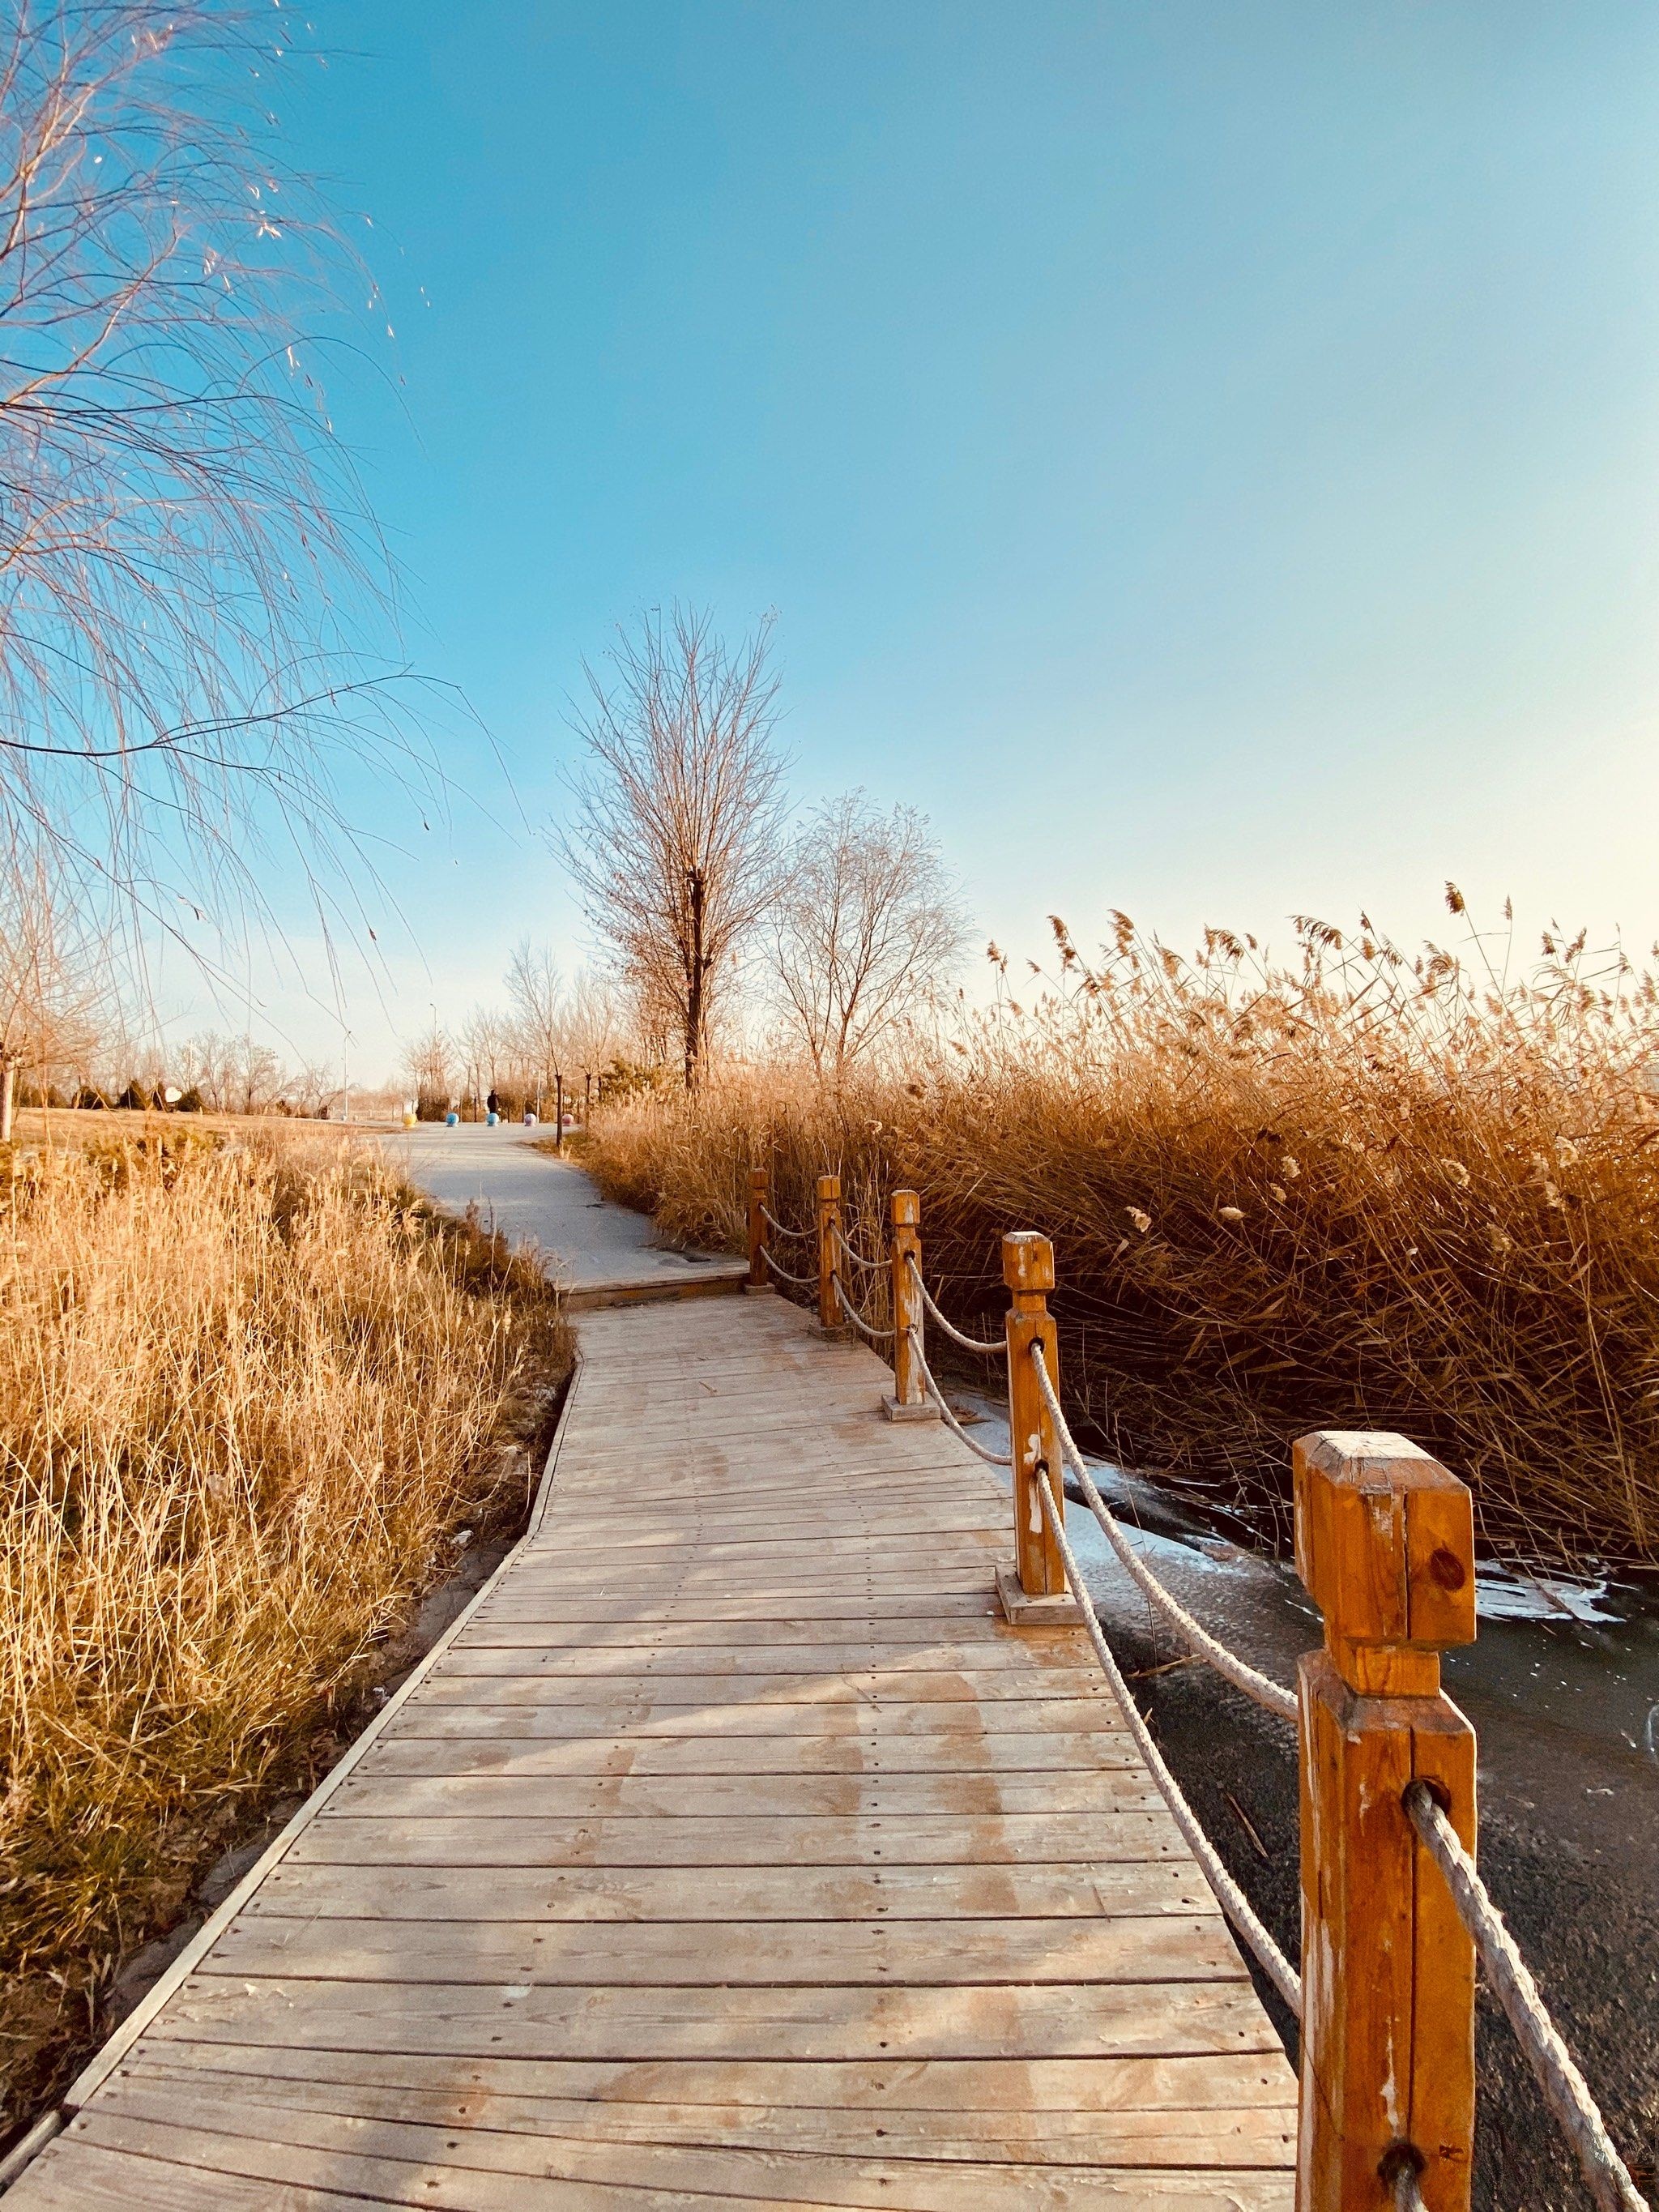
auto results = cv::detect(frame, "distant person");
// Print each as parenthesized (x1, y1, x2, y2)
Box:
(486, 1087, 500, 1127)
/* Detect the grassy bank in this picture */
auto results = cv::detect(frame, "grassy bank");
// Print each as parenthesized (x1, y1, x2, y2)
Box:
(583, 912, 1659, 1572)
(0, 1125, 568, 2126)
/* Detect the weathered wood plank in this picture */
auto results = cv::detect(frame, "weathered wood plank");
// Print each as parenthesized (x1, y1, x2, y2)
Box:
(290, 1809, 1185, 1868)
(54, 2105, 1296, 2210)
(148, 1972, 1284, 2061)
(205, 1911, 1244, 1988)
(247, 1860, 1218, 1924)
(359, 1727, 1137, 1778)
(117, 2060, 1296, 2167)
(386, 1695, 1125, 1741)
(135, 2039, 1298, 2116)
(436, 1641, 1098, 1678)
(323, 1770, 1157, 1821)
(412, 1668, 1115, 1703)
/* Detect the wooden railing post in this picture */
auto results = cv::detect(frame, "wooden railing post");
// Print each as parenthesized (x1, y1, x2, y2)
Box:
(747, 1167, 769, 1292)
(816, 1173, 842, 1335)
(1294, 1432, 1478, 2212)
(882, 1189, 936, 1422)
(997, 1232, 1077, 1625)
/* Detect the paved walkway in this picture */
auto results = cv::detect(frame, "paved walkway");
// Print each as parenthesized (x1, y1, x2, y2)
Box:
(11, 1284, 1295, 2208)
(381, 1125, 747, 1305)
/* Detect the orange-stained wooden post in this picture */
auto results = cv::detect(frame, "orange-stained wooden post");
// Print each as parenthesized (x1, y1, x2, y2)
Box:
(882, 1189, 936, 1422)
(1294, 1431, 1478, 2212)
(746, 1167, 770, 1291)
(996, 1232, 1077, 1625)
(816, 1173, 843, 1335)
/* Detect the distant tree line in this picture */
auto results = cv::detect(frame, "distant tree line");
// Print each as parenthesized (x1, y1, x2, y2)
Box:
(406, 958, 636, 1123)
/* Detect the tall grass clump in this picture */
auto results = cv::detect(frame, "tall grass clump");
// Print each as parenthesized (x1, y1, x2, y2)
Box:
(0, 1129, 567, 2120)
(585, 902, 1659, 1573)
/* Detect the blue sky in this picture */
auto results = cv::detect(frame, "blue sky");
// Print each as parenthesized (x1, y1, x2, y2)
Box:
(212, 2, 1659, 1074)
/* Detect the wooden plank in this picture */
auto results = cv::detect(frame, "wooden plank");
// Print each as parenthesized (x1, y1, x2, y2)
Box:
(323, 1770, 1159, 1820)
(358, 1728, 1137, 1779)
(116, 2059, 1296, 2167)
(11, 2138, 366, 2212)
(461, 1614, 1026, 1643)
(147, 1973, 1285, 2061)
(386, 1696, 1123, 1742)
(436, 1641, 1096, 1677)
(128, 2039, 1299, 2116)
(502, 1566, 1006, 1595)
(412, 1669, 1114, 1704)
(247, 1860, 1219, 1925)
(475, 1594, 1004, 1621)
(289, 1809, 1185, 1868)
(54, 2105, 1297, 2210)
(205, 1911, 1244, 1988)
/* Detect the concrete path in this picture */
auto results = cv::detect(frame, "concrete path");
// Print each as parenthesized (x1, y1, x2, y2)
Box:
(381, 1124, 747, 1307)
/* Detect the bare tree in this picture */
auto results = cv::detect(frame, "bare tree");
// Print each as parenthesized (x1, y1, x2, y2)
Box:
(404, 1021, 454, 1115)
(288, 1060, 337, 1119)
(0, 3, 440, 987)
(505, 940, 564, 1108)
(167, 1028, 284, 1112)
(771, 792, 970, 1078)
(227, 1036, 283, 1116)
(557, 608, 789, 1088)
(0, 852, 106, 1133)
(456, 1006, 510, 1111)
(565, 968, 629, 1083)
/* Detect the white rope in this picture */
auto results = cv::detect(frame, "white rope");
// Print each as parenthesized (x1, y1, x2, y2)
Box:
(1405, 1783, 1646, 2212)
(761, 1245, 816, 1290)
(1033, 1463, 1303, 2018)
(1384, 2154, 1427, 2212)
(833, 1223, 885, 1275)
(1029, 1343, 1299, 1724)
(906, 1326, 1013, 1467)
(759, 1203, 812, 1241)
(834, 1275, 894, 1343)
(905, 1255, 1004, 1356)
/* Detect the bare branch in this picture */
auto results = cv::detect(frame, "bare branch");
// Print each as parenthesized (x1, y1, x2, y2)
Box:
(0, 2, 442, 989)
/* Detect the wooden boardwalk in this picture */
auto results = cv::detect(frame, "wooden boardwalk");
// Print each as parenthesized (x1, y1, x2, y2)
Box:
(11, 1293, 1296, 2209)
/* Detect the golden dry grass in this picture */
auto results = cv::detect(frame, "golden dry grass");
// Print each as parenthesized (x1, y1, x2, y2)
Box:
(585, 907, 1659, 1572)
(0, 1123, 567, 2121)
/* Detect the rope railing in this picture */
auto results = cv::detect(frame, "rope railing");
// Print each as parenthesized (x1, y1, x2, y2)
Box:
(759, 1202, 811, 1241)
(1029, 1342, 1299, 1725)
(1033, 1463, 1303, 2016)
(1405, 1782, 1646, 2212)
(906, 1324, 1012, 1466)
(832, 1223, 885, 1275)
(760, 1245, 816, 1290)
(834, 1275, 894, 1343)
(905, 1254, 1004, 1356)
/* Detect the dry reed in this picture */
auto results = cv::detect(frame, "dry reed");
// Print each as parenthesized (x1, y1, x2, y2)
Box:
(585, 904, 1659, 1573)
(0, 1125, 567, 2123)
